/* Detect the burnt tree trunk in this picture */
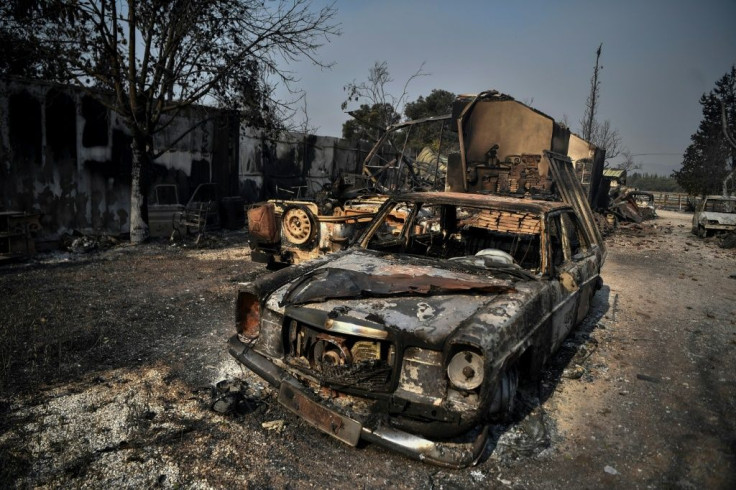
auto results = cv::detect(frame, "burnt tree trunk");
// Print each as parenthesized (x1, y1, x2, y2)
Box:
(130, 133, 151, 244)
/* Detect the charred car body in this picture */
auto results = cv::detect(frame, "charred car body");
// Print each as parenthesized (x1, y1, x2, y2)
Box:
(692, 195, 736, 238)
(230, 182, 605, 467)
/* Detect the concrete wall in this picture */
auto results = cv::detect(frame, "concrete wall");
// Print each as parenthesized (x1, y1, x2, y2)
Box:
(0, 78, 370, 241)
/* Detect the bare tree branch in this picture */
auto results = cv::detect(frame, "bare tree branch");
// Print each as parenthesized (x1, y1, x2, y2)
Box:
(720, 97, 736, 150)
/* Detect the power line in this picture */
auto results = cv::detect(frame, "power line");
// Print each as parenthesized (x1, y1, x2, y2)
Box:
(629, 153, 681, 157)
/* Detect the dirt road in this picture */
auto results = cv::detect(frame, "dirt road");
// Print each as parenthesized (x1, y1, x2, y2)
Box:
(1, 210, 734, 488)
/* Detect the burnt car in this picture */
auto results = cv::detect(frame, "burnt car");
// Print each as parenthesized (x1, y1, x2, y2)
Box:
(691, 195, 736, 237)
(229, 191, 604, 467)
(629, 191, 657, 220)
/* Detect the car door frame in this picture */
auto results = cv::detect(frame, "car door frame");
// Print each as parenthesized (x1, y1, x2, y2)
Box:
(544, 209, 598, 353)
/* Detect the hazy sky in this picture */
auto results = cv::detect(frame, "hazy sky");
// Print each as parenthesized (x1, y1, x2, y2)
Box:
(278, 0, 736, 175)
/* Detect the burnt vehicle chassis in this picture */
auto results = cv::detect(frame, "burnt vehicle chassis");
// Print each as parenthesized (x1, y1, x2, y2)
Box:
(247, 193, 385, 266)
(230, 190, 604, 467)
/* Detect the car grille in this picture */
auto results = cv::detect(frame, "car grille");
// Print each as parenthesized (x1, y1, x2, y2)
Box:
(284, 317, 395, 392)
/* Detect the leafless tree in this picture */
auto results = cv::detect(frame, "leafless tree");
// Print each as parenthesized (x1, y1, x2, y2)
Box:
(720, 98, 736, 195)
(341, 61, 428, 131)
(591, 119, 623, 162)
(616, 150, 641, 172)
(3, 0, 339, 243)
(580, 43, 602, 142)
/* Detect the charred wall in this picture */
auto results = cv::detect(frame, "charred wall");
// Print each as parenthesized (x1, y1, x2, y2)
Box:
(1, 78, 377, 241)
(0, 79, 238, 240)
(237, 129, 370, 201)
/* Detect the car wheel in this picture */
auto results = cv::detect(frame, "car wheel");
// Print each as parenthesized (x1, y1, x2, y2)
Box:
(489, 366, 519, 419)
(281, 205, 317, 245)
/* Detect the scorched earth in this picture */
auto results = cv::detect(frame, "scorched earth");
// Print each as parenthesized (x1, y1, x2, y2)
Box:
(0, 210, 734, 488)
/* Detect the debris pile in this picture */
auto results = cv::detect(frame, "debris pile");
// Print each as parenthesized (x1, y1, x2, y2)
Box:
(59, 231, 121, 253)
(210, 378, 263, 416)
(720, 232, 736, 249)
(606, 189, 656, 225)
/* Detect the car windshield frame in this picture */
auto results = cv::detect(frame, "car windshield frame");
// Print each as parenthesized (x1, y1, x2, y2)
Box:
(703, 198, 736, 214)
(357, 198, 546, 275)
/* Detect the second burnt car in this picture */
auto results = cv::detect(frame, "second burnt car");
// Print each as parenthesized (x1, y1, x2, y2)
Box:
(229, 191, 604, 468)
(691, 194, 736, 238)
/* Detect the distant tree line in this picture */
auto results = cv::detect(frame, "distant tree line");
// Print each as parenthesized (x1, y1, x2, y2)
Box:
(627, 173, 682, 193)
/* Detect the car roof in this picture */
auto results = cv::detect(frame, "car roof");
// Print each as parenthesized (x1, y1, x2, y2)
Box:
(393, 191, 571, 215)
(704, 195, 736, 200)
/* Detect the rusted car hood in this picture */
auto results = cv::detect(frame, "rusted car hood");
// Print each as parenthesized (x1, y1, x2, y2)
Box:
(264, 249, 540, 347)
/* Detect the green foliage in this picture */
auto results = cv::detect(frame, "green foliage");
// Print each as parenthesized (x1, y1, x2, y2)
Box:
(0, 1, 71, 80)
(403, 89, 456, 153)
(404, 89, 455, 120)
(673, 66, 736, 196)
(341, 103, 400, 141)
(627, 172, 682, 192)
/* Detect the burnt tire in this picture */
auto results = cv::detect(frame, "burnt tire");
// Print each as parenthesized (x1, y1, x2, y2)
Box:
(489, 366, 519, 419)
(281, 205, 317, 246)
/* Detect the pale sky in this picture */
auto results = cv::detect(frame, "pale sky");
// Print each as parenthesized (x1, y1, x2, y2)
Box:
(277, 0, 736, 175)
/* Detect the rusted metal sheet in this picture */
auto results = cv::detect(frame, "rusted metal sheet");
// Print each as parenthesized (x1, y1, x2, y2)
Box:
(278, 379, 362, 446)
(544, 151, 605, 257)
(247, 203, 279, 244)
(282, 267, 515, 305)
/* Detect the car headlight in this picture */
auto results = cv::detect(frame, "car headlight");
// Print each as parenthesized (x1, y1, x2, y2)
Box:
(447, 348, 484, 390)
(235, 291, 260, 340)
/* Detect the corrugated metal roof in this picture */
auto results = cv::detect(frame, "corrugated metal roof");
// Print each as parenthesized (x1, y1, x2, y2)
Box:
(603, 168, 626, 178)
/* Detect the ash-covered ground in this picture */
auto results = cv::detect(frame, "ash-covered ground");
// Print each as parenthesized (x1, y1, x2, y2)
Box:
(1, 210, 735, 488)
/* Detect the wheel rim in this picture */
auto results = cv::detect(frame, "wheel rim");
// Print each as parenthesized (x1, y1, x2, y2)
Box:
(282, 208, 313, 244)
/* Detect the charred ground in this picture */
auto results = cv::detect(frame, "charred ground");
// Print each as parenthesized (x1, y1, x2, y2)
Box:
(0, 210, 734, 488)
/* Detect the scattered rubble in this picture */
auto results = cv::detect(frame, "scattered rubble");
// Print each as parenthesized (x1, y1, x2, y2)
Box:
(59, 231, 121, 253)
(0, 210, 734, 487)
(720, 232, 736, 248)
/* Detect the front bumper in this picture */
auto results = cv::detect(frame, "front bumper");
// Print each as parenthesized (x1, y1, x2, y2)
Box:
(228, 335, 488, 468)
(703, 224, 736, 232)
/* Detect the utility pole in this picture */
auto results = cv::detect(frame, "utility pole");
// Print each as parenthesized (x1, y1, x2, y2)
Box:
(582, 43, 603, 142)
